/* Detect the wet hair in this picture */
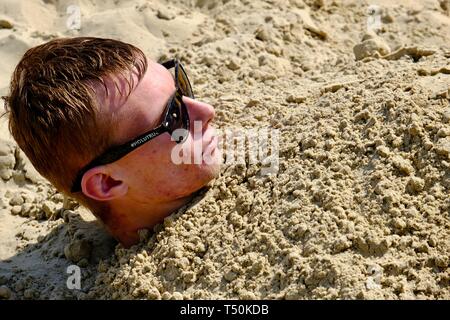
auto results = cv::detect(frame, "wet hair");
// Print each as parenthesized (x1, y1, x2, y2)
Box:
(1, 37, 148, 220)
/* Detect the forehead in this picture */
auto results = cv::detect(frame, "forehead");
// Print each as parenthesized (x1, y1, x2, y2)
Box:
(95, 61, 172, 112)
(95, 60, 175, 143)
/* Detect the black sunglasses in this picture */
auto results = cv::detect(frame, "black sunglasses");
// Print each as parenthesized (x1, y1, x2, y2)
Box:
(70, 59, 193, 193)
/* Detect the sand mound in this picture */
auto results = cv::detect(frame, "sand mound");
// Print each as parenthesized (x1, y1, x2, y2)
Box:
(0, 0, 449, 300)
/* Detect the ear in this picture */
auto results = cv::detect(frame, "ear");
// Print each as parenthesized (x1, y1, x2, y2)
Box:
(81, 166, 128, 201)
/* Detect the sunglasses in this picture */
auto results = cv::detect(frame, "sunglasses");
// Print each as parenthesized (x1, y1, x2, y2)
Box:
(71, 59, 193, 193)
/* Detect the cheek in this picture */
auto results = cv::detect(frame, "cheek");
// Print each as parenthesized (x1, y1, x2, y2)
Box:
(127, 136, 216, 198)
(132, 139, 186, 183)
(128, 140, 171, 179)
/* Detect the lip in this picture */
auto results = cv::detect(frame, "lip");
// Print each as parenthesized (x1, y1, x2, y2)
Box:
(208, 135, 218, 148)
(201, 125, 216, 146)
(202, 135, 218, 156)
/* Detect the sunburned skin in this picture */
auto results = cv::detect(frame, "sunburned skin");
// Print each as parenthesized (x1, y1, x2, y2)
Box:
(81, 60, 221, 247)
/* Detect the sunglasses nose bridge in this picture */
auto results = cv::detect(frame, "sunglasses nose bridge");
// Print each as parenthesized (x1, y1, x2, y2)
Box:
(165, 93, 190, 144)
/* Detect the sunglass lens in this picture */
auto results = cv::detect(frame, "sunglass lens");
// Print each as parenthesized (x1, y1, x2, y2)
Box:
(177, 64, 194, 99)
(167, 93, 189, 143)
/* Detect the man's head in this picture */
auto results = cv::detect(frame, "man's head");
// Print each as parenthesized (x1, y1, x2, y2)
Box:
(2, 37, 220, 246)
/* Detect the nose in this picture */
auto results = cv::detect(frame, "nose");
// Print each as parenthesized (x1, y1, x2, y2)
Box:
(182, 96, 215, 131)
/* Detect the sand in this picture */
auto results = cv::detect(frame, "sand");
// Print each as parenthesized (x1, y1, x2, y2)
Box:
(0, 0, 449, 300)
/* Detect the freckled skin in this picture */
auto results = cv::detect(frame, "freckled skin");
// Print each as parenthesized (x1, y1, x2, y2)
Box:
(81, 60, 221, 247)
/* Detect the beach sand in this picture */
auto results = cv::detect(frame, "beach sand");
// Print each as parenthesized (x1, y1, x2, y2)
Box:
(0, 0, 449, 299)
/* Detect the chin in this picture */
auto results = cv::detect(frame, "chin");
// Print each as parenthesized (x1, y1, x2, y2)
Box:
(202, 149, 222, 176)
(200, 162, 221, 184)
(170, 147, 222, 198)
(207, 162, 221, 180)
(201, 142, 222, 173)
(186, 162, 221, 196)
